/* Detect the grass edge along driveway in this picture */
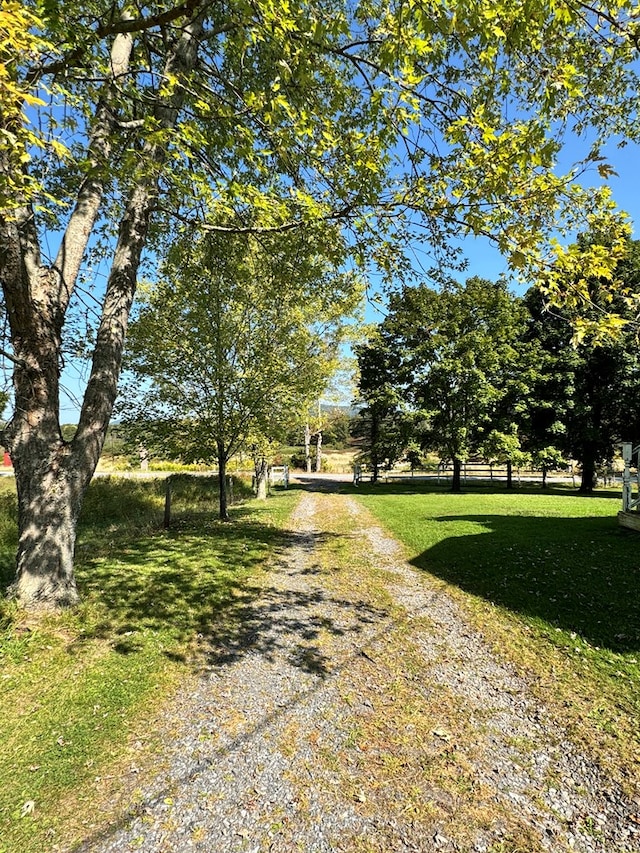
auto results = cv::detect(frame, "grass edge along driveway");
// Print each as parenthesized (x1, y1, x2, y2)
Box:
(0, 477, 299, 853)
(353, 483, 640, 799)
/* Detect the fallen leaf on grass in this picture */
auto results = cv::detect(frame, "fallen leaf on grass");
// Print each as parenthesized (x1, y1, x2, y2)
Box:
(21, 801, 35, 818)
(432, 728, 452, 742)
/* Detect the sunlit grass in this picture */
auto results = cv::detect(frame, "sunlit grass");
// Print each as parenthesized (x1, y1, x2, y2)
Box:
(0, 476, 298, 853)
(353, 483, 640, 789)
(277, 494, 556, 851)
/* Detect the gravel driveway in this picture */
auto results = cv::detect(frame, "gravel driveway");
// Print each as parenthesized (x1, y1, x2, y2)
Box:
(78, 488, 640, 853)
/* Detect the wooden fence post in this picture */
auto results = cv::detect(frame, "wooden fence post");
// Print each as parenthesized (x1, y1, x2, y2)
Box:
(163, 476, 173, 529)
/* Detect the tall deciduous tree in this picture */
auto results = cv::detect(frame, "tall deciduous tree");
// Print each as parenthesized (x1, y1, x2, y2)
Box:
(370, 278, 523, 491)
(477, 304, 542, 487)
(354, 333, 410, 482)
(121, 225, 359, 519)
(2, 0, 639, 606)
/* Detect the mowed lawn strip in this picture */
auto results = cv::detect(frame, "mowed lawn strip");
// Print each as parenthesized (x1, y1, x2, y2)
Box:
(353, 484, 640, 793)
(0, 476, 298, 853)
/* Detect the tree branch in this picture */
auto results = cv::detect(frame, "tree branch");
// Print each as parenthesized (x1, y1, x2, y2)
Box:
(0, 348, 27, 368)
(163, 201, 358, 235)
(27, 2, 237, 84)
(53, 22, 135, 316)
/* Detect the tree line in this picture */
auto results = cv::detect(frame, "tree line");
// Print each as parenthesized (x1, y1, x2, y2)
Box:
(355, 238, 640, 493)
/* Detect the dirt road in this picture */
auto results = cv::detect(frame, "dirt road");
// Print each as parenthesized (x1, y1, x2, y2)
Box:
(80, 490, 640, 853)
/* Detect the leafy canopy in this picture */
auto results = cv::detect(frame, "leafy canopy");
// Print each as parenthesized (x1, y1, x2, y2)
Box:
(10, 0, 640, 286)
(120, 222, 361, 463)
(357, 277, 525, 470)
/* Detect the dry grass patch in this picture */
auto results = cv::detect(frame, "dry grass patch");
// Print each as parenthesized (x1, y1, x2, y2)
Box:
(329, 635, 545, 852)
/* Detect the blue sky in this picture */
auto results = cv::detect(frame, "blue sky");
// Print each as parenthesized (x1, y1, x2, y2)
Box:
(345, 134, 640, 403)
(356, 133, 640, 335)
(449, 136, 640, 288)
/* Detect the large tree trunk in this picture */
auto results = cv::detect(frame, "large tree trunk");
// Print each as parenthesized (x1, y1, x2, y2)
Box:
(0, 26, 137, 608)
(10, 448, 87, 607)
(451, 457, 462, 492)
(0, 16, 203, 609)
(506, 459, 513, 489)
(579, 447, 598, 493)
(5, 176, 158, 607)
(315, 430, 323, 473)
(0, 241, 101, 608)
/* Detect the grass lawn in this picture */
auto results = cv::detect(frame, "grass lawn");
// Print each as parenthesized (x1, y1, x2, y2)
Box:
(353, 483, 640, 791)
(0, 475, 298, 853)
(2, 475, 640, 850)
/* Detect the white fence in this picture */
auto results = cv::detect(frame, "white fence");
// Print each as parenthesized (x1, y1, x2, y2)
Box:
(354, 462, 621, 487)
(268, 465, 289, 488)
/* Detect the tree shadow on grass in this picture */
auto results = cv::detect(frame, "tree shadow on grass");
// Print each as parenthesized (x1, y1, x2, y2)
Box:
(0, 551, 15, 599)
(0, 477, 382, 678)
(0, 489, 18, 599)
(73, 511, 385, 678)
(409, 513, 640, 653)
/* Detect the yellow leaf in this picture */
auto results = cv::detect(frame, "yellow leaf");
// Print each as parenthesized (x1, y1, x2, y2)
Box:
(22, 93, 46, 107)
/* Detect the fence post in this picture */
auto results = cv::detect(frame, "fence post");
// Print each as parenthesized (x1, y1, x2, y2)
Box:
(163, 475, 173, 529)
(622, 443, 632, 511)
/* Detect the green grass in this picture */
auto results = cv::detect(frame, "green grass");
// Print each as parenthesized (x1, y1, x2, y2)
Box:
(2, 475, 639, 849)
(352, 482, 640, 784)
(0, 476, 298, 853)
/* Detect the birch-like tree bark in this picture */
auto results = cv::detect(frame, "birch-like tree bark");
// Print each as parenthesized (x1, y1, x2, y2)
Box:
(304, 423, 312, 474)
(315, 430, 323, 473)
(0, 13, 203, 607)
